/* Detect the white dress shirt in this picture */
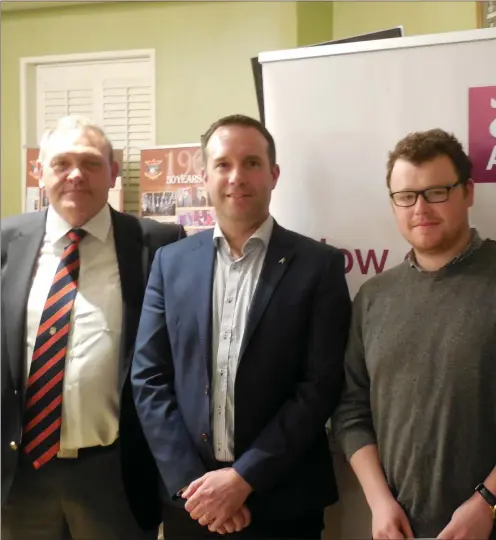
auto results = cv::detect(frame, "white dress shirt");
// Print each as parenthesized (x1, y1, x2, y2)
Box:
(211, 215, 273, 462)
(25, 205, 123, 450)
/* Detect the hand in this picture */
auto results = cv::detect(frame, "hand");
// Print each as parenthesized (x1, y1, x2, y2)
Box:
(208, 505, 252, 535)
(437, 494, 494, 539)
(183, 468, 253, 532)
(371, 497, 414, 539)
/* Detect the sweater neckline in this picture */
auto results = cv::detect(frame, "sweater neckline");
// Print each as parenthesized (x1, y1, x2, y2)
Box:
(404, 239, 490, 279)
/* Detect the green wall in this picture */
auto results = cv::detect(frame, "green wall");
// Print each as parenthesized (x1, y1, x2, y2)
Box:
(1, 1, 298, 217)
(297, 2, 334, 46)
(1, 1, 479, 217)
(333, 1, 477, 39)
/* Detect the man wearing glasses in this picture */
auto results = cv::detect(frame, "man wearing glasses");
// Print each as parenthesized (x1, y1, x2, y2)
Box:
(333, 129, 496, 539)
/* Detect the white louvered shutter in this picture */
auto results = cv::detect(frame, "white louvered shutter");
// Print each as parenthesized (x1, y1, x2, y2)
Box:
(37, 64, 96, 133)
(36, 56, 155, 214)
(101, 79, 153, 214)
(39, 89, 95, 131)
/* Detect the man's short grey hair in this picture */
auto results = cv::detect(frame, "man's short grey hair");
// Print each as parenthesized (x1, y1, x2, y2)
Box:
(38, 115, 114, 164)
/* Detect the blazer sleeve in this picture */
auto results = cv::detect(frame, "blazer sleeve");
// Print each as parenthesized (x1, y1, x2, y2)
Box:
(131, 247, 207, 497)
(233, 249, 351, 492)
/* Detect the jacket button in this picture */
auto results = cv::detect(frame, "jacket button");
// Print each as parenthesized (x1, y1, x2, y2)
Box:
(204, 385, 209, 395)
(10, 441, 18, 451)
(14, 390, 18, 396)
(201, 433, 208, 442)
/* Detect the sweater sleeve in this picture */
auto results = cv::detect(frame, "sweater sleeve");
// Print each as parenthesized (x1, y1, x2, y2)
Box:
(331, 287, 377, 460)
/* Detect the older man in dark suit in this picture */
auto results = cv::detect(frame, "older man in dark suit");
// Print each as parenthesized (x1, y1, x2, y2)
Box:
(1, 115, 186, 540)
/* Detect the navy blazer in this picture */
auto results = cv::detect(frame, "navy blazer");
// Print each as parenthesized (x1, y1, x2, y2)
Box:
(131, 222, 351, 521)
(1, 207, 186, 531)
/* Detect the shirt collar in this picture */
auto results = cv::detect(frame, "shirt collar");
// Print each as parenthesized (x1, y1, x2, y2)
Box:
(407, 228, 483, 271)
(46, 204, 112, 245)
(213, 215, 274, 254)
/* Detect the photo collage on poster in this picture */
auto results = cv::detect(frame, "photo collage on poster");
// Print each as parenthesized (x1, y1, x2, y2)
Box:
(25, 148, 48, 212)
(140, 144, 216, 235)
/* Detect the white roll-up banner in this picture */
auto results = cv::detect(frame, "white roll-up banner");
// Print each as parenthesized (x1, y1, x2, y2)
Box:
(260, 28, 496, 298)
(259, 27, 496, 537)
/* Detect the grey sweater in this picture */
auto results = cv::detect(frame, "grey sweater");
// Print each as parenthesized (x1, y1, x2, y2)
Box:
(333, 239, 496, 538)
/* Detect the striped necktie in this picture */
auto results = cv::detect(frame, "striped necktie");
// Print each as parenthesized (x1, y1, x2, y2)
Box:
(22, 228, 87, 469)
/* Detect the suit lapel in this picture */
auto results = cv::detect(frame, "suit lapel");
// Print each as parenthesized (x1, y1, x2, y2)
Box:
(192, 232, 216, 381)
(111, 209, 144, 386)
(3, 212, 46, 387)
(239, 223, 295, 360)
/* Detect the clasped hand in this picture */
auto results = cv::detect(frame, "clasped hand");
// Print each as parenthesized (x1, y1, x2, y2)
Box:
(182, 468, 253, 534)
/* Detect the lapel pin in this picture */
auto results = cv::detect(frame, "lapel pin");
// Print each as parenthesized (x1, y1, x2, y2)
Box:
(278, 257, 286, 264)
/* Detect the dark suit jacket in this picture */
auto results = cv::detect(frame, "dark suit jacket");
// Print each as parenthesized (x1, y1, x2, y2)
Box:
(0, 206, 186, 531)
(131, 221, 351, 522)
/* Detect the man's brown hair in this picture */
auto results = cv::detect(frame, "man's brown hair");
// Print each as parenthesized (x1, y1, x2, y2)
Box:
(386, 128, 473, 189)
(201, 114, 277, 167)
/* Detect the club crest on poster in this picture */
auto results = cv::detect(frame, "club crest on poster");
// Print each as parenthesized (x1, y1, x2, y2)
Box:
(144, 159, 163, 181)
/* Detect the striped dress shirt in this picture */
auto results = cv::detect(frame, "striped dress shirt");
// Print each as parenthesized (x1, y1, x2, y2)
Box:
(211, 215, 273, 462)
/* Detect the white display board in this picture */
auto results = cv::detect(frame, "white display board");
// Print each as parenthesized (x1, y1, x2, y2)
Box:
(259, 27, 496, 538)
(260, 28, 496, 298)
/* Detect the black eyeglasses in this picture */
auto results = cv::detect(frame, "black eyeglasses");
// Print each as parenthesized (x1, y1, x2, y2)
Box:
(389, 180, 463, 208)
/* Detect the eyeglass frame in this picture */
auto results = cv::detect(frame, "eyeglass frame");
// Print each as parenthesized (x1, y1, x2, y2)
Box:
(389, 179, 464, 208)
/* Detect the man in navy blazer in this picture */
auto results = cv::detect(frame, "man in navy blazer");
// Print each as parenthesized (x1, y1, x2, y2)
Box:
(131, 114, 351, 539)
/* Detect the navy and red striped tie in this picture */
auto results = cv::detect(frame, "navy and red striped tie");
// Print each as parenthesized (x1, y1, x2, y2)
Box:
(22, 228, 86, 469)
